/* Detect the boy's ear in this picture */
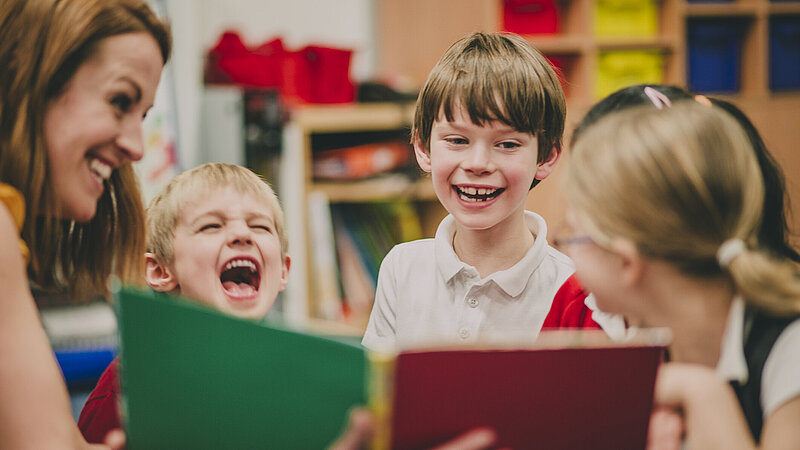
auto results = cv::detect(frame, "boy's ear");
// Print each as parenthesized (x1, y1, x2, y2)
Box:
(278, 255, 291, 292)
(413, 134, 432, 173)
(145, 252, 179, 292)
(534, 146, 561, 181)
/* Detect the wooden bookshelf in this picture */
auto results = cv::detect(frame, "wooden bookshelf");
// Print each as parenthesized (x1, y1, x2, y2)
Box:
(279, 102, 445, 327)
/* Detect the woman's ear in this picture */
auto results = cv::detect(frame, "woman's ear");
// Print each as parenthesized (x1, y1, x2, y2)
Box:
(413, 134, 432, 173)
(145, 252, 179, 292)
(610, 238, 644, 288)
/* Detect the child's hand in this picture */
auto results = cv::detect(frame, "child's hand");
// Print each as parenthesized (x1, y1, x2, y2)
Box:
(328, 408, 375, 450)
(646, 406, 683, 450)
(328, 408, 499, 450)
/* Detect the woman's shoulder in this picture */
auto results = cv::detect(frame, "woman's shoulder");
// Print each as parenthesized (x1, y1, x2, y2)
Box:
(0, 182, 29, 261)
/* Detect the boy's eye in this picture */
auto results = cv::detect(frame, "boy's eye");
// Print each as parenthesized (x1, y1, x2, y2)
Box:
(497, 141, 521, 150)
(199, 223, 221, 232)
(251, 225, 271, 232)
(110, 94, 133, 115)
(444, 137, 468, 145)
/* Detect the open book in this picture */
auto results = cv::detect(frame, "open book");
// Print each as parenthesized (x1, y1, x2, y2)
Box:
(116, 287, 668, 449)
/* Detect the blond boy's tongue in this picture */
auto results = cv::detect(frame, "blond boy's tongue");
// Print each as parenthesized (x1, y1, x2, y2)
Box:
(223, 281, 256, 297)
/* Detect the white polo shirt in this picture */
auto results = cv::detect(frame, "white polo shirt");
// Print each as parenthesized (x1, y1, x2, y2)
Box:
(362, 211, 576, 353)
(717, 297, 800, 416)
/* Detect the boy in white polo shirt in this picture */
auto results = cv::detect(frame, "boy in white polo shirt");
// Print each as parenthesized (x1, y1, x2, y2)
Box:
(362, 32, 599, 353)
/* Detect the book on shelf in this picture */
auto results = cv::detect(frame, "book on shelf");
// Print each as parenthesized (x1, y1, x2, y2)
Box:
(117, 286, 668, 449)
(313, 140, 413, 180)
(328, 201, 424, 322)
(307, 189, 343, 320)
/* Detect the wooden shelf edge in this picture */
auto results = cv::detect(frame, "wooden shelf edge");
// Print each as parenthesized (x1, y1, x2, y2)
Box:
(685, 3, 759, 18)
(313, 175, 436, 203)
(291, 102, 415, 133)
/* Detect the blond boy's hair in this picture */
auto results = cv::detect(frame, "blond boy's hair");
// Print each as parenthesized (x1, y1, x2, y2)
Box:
(146, 163, 288, 263)
(412, 32, 566, 164)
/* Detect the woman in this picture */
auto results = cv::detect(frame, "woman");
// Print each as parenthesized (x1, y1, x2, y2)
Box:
(0, 0, 170, 447)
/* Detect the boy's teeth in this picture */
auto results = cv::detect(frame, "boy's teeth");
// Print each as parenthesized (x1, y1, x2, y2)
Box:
(457, 186, 499, 202)
(89, 158, 112, 180)
(224, 259, 256, 271)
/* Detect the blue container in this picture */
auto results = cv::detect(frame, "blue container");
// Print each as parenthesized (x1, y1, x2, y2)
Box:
(770, 16, 800, 90)
(687, 19, 746, 92)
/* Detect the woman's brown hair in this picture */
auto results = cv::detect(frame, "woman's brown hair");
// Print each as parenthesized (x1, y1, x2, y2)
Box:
(0, 0, 171, 300)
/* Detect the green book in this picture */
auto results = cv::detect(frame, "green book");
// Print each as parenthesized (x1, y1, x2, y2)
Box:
(116, 287, 367, 449)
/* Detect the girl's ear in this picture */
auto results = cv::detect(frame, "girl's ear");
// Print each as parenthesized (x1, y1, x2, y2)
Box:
(534, 146, 561, 181)
(610, 238, 644, 288)
(413, 134, 432, 173)
(145, 252, 179, 292)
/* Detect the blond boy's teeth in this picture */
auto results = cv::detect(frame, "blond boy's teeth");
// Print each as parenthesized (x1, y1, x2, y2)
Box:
(224, 259, 257, 271)
(89, 158, 112, 180)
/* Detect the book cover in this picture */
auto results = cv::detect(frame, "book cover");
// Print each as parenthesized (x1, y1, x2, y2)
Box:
(116, 287, 367, 449)
(117, 287, 667, 450)
(379, 340, 665, 450)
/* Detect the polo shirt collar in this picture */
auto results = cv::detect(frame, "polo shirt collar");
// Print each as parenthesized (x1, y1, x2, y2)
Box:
(434, 211, 549, 297)
(716, 296, 748, 384)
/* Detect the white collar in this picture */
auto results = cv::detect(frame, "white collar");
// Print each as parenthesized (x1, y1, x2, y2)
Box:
(716, 296, 748, 383)
(434, 211, 549, 297)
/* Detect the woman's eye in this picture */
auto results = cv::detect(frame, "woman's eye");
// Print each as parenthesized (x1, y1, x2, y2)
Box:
(110, 94, 133, 114)
(199, 223, 221, 232)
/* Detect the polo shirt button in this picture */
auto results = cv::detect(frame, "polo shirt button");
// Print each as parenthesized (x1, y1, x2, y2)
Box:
(467, 297, 479, 308)
(459, 328, 470, 339)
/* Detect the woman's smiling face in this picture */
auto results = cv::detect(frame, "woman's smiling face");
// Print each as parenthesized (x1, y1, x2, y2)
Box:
(43, 32, 163, 222)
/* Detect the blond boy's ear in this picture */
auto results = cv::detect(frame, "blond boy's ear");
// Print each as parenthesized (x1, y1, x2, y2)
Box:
(278, 255, 291, 291)
(534, 146, 561, 181)
(413, 134, 432, 173)
(145, 252, 179, 292)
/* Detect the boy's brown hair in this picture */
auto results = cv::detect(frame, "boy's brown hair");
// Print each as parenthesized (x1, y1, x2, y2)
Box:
(412, 32, 566, 164)
(146, 162, 288, 264)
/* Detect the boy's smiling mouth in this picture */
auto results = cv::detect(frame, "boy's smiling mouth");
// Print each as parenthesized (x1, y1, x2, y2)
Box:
(454, 185, 504, 202)
(220, 257, 261, 298)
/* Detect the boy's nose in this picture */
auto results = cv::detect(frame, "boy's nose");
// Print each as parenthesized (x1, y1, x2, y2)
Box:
(462, 144, 493, 174)
(228, 223, 254, 246)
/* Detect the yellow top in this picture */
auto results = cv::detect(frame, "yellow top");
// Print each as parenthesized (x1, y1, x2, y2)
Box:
(0, 182, 29, 263)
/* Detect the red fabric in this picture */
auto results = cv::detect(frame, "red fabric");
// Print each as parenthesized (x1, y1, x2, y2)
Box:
(542, 273, 601, 330)
(78, 357, 121, 444)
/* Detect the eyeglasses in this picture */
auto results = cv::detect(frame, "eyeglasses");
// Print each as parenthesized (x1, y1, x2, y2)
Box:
(551, 220, 595, 250)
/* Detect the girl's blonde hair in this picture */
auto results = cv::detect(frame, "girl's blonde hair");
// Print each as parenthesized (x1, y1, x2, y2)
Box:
(146, 163, 288, 264)
(567, 101, 800, 315)
(0, 0, 171, 300)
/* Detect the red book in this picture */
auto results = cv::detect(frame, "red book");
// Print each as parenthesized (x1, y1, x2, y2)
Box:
(371, 330, 669, 450)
